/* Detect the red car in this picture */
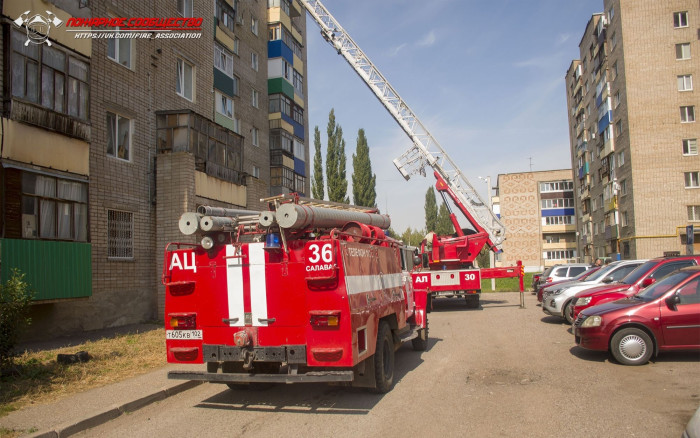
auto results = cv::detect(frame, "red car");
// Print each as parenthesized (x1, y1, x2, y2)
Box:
(571, 256, 700, 321)
(574, 266, 700, 365)
(537, 267, 601, 302)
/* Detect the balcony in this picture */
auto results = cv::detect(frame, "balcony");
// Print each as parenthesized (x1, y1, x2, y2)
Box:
(7, 99, 91, 142)
(604, 225, 618, 240)
(602, 138, 614, 157)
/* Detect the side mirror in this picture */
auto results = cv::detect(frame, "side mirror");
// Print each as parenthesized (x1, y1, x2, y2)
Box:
(602, 276, 615, 284)
(665, 292, 681, 310)
(641, 277, 655, 288)
(413, 255, 422, 266)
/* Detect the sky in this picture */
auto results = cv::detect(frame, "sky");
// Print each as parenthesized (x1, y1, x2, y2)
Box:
(304, 0, 602, 234)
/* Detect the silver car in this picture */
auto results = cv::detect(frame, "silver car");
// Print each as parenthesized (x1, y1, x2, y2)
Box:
(542, 260, 645, 323)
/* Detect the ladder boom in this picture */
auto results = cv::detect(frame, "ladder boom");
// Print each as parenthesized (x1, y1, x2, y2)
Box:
(300, 0, 505, 248)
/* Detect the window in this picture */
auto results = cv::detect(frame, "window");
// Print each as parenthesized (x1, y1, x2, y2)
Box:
(543, 250, 576, 260)
(542, 216, 575, 226)
(251, 89, 259, 108)
(293, 70, 304, 96)
(107, 27, 132, 68)
(214, 44, 234, 77)
(615, 120, 622, 135)
(251, 52, 258, 71)
(611, 32, 617, 49)
(176, 58, 194, 101)
(270, 129, 293, 153)
(11, 30, 89, 119)
(611, 61, 618, 80)
(619, 179, 627, 196)
(106, 112, 131, 161)
(232, 74, 240, 96)
(293, 105, 304, 125)
(21, 172, 88, 241)
(177, 0, 193, 18)
(108, 210, 133, 259)
(252, 166, 260, 179)
(678, 74, 693, 91)
(618, 151, 625, 167)
(685, 171, 700, 188)
(216, 0, 235, 32)
(540, 198, 574, 209)
(269, 93, 291, 116)
(215, 91, 233, 119)
(252, 127, 259, 146)
(688, 205, 700, 221)
(614, 91, 620, 108)
(674, 11, 689, 28)
(621, 211, 628, 227)
(609, 6, 614, 20)
(539, 181, 573, 192)
(683, 139, 698, 156)
(233, 37, 240, 55)
(681, 106, 696, 123)
(594, 222, 599, 235)
(270, 166, 294, 188)
(251, 17, 259, 35)
(676, 43, 691, 60)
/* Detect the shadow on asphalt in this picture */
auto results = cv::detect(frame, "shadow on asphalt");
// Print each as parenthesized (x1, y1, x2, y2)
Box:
(194, 337, 442, 415)
(540, 315, 568, 325)
(570, 346, 700, 365)
(569, 346, 608, 363)
(429, 296, 519, 312)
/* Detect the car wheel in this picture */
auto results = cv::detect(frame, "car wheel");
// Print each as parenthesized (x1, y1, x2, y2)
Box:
(563, 301, 574, 324)
(610, 328, 654, 366)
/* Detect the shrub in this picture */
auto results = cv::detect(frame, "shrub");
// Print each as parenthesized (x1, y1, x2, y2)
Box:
(0, 269, 33, 367)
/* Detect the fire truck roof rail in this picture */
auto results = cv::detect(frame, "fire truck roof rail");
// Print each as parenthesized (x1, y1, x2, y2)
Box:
(261, 194, 380, 214)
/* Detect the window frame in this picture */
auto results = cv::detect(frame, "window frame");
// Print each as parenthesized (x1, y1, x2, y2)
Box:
(176, 57, 194, 101)
(215, 91, 234, 119)
(177, 0, 194, 18)
(678, 74, 693, 91)
(674, 11, 689, 28)
(107, 209, 134, 260)
(676, 43, 691, 60)
(251, 52, 259, 71)
(681, 106, 696, 123)
(685, 171, 700, 188)
(106, 26, 133, 69)
(106, 111, 132, 162)
(683, 139, 698, 156)
(214, 44, 234, 78)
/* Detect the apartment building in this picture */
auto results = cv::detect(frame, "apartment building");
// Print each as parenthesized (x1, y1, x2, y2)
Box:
(494, 170, 577, 271)
(0, 0, 308, 339)
(566, 0, 699, 262)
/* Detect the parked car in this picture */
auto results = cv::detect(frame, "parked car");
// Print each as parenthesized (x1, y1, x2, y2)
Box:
(574, 266, 700, 365)
(537, 266, 601, 302)
(542, 260, 645, 323)
(571, 256, 700, 321)
(531, 273, 542, 292)
(535, 263, 593, 289)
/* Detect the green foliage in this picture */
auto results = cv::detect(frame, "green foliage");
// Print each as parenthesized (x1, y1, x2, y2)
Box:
(399, 227, 426, 247)
(476, 246, 491, 269)
(0, 270, 33, 367)
(424, 187, 438, 232)
(351, 129, 377, 208)
(325, 109, 349, 203)
(436, 203, 454, 235)
(311, 126, 325, 200)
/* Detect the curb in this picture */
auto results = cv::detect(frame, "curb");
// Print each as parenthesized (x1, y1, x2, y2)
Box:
(27, 380, 202, 438)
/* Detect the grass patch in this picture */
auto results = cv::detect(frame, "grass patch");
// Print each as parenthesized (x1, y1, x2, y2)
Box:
(0, 327, 165, 418)
(481, 273, 534, 292)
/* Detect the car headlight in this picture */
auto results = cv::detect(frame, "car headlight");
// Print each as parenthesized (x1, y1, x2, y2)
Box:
(578, 297, 592, 306)
(580, 315, 601, 327)
(552, 289, 563, 295)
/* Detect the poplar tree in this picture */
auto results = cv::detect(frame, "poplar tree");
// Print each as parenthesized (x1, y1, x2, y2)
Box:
(424, 187, 438, 232)
(351, 129, 377, 208)
(311, 126, 324, 200)
(325, 109, 349, 203)
(436, 203, 454, 235)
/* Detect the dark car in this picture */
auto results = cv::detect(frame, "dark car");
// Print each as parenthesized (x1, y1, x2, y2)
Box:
(574, 266, 700, 365)
(537, 266, 601, 302)
(571, 256, 700, 321)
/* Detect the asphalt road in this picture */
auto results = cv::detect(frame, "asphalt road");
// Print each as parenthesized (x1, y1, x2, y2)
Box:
(78, 292, 700, 437)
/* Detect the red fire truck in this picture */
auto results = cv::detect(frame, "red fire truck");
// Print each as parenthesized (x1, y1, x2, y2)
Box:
(164, 196, 428, 393)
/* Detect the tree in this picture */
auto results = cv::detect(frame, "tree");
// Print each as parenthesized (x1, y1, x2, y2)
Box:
(436, 203, 453, 235)
(311, 126, 324, 200)
(325, 109, 349, 203)
(0, 270, 33, 367)
(424, 187, 438, 232)
(352, 129, 377, 208)
(400, 227, 426, 247)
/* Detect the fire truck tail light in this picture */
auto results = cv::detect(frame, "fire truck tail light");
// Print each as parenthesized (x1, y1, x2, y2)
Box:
(167, 281, 195, 296)
(310, 311, 341, 329)
(311, 348, 343, 362)
(169, 313, 196, 330)
(170, 347, 199, 362)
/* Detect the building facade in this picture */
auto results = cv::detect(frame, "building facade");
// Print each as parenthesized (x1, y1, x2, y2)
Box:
(0, 0, 309, 339)
(566, 0, 699, 262)
(494, 170, 577, 271)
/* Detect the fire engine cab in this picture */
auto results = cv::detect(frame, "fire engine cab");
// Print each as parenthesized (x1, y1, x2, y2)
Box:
(164, 195, 428, 393)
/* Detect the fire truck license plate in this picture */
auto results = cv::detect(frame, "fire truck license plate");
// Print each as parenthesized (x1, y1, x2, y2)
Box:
(166, 330, 203, 340)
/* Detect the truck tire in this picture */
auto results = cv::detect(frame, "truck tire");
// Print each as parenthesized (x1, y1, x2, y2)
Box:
(610, 328, 654, 366)
(411, 318, 429, 351)
(372, 321, 395, 393)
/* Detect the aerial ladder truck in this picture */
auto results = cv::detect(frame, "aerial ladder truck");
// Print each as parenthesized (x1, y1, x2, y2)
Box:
(300, 0, 523, 308)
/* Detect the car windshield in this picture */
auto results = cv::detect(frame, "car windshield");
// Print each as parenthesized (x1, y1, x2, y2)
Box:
(636, 271, 694, 301)
(541, 266, 555, 277)
(620, 260, 657, 285)
(574, 267, 598, 281)
(583, 263, 619, 282)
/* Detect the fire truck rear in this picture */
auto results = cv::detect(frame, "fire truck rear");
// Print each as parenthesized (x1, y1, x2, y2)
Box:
(163, 195, 428, 393)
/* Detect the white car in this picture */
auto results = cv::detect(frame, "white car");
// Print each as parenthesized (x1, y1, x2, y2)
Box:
(542, 260, 645, 323)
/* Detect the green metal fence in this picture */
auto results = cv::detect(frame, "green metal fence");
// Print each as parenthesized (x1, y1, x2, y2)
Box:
(0, 239, 92, 301)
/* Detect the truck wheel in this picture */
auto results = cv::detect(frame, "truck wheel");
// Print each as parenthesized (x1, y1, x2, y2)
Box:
(411, 318, 429, 351)
(465, 294, 479, 309)
(563, 301, 574, 325)
(372, 321, 395, 393)
(610, 328, 653, 366)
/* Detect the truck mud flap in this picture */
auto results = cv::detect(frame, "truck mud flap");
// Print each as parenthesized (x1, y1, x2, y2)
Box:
(168, 370, 354, 384)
